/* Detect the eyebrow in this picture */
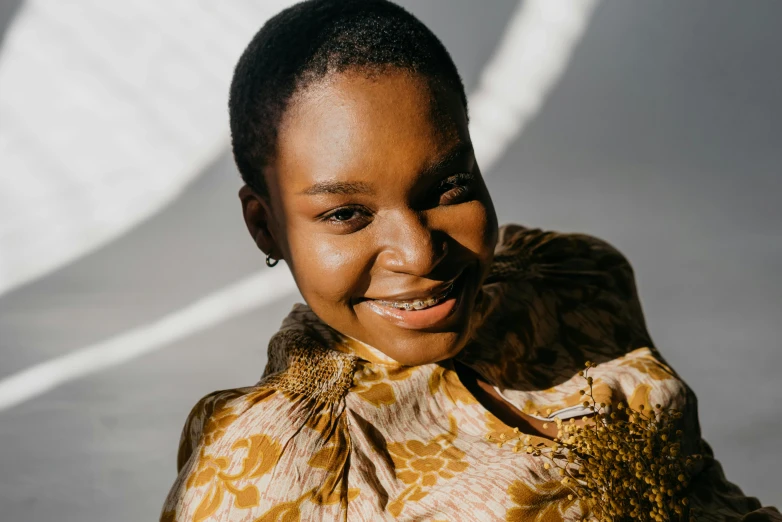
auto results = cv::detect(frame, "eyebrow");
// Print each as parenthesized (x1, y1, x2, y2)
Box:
(419, 141, 474, 179)
(297, 141, 474, 197)
(298, 180, 375, 196)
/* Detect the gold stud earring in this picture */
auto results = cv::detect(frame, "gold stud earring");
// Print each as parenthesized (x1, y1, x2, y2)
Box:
(265, 252, 279, 267)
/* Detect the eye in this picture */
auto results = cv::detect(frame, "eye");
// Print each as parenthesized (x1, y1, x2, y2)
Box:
(320, 205, 373, 232)
(332, 208, 359, 221)
(438, 172, 475, 205)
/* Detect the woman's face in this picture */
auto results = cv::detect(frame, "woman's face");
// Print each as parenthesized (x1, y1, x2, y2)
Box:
(242, 69, 498, 365)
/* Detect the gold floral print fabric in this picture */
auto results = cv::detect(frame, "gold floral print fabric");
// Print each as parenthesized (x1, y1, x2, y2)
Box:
(386, 415, 469, 517)
(161, 224, 781, 521)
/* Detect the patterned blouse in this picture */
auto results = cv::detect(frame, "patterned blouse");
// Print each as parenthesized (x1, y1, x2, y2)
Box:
(161, 224, 781, 521)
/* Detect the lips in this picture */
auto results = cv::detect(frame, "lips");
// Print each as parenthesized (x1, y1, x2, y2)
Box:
(359, 271, 469, 330)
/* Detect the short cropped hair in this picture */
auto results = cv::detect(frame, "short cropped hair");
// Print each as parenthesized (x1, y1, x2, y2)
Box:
(229, 0, 467, 199)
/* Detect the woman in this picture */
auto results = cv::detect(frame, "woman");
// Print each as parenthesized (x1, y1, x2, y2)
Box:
(161, 1, 781, 520)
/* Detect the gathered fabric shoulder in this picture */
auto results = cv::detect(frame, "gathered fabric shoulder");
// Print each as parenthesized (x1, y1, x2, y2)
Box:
(162, 326, 361, 521)
(163, 386, 356, 521)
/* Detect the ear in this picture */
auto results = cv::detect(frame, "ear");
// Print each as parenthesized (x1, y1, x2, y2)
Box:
(238, 184, 281, 260)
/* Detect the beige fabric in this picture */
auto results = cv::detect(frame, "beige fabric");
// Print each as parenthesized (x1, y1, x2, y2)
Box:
(161, 224, 780, 521)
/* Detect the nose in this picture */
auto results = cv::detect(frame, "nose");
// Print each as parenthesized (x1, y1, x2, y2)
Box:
(376, 210, 448, 276)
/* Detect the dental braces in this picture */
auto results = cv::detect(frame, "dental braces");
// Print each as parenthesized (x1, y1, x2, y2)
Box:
(376, 282, 454, 311)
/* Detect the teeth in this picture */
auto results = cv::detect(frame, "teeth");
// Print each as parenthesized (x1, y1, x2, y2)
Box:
(376, 283, 454, 310)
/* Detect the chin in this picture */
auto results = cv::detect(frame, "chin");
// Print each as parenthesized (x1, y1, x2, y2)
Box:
(381, 331, 468, 366)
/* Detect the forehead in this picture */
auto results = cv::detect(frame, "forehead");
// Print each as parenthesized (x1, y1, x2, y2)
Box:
(270, 69, 469, 194)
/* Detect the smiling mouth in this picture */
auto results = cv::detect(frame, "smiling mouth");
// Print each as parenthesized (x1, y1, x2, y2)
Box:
(373, 282, 455, 311)
(360, 271, 469, 331)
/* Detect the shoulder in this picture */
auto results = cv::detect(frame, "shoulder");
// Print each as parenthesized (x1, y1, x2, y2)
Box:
(174, 386, 288, 472)
(474, 223, 659, 367)
(493, 223, 633, 277)
(175, 337, 358, 470)
(164, 380, 354, 521)
(174, 313, 361, 471)
(495, 223, 629, 258)
(488, 224, 637, 300)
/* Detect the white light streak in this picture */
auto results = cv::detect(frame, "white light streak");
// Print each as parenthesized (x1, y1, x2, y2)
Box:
(469, 0, 601, 172)
(0, 269, 296, 411)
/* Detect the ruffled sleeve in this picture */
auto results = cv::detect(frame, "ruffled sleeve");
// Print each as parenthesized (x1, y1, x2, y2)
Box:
(550, 229, 782, 520)
(563, 231, 782, 520)
(160, 330, 359, 522)
(477, 224, 782, 519)
(467, 224, 663, 391)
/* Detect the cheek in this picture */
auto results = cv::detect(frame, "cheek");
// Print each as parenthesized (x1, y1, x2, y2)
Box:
(289, 232, 368, 305)
(448, 201, 497, 259)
